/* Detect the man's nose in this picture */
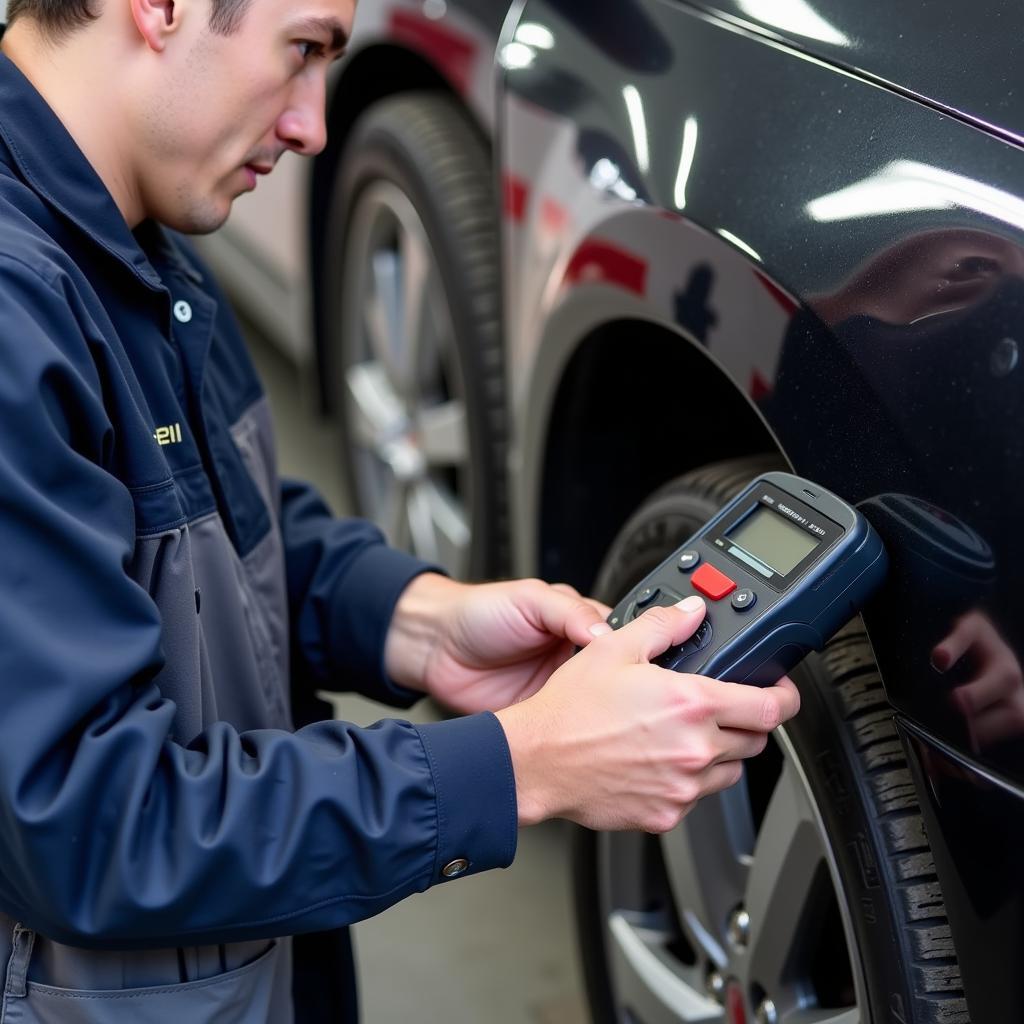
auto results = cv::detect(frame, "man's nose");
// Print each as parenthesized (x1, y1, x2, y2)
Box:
(276, 80, 329, 157)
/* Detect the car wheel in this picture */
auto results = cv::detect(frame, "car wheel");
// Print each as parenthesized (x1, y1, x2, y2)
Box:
(575, 456, 969, 1024)
(323, 91, 507, 580)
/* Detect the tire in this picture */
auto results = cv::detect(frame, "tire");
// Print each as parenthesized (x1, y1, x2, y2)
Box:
(322, 92, 507, 580)
(575, 456, 969, 1024)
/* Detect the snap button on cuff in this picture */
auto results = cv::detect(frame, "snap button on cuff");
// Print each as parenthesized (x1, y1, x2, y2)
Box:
(442, 858, 470, 878)
(173, 300, 193, 323)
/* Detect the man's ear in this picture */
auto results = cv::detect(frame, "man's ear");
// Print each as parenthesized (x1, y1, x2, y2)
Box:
(129, 0, 181, 51)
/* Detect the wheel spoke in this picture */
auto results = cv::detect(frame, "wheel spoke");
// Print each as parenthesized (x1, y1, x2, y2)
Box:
(606, 912, 722, 1024)
(384, 481, 409, 550)
(425, 480, 471, 570)
(344, 362, 406, 449)
(744, 758, 827, 997)
(417, 400, 469, 466)
(404, 479, 471, 570)
(662, 775, 755, 965)
(405, 480, 436, 560)
(398, 222, 433, 394)
(367, 251, 402, 379)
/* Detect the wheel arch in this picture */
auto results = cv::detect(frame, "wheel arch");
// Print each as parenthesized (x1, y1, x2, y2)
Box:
(309, 43, 492, 411)
(527, 316, 786, 593)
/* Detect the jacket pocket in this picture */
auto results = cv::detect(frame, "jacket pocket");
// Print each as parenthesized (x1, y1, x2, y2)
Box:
(2, 940, 285, 1024)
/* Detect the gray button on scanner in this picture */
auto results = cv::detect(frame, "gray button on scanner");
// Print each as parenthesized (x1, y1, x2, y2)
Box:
(677, 550, 701, 572)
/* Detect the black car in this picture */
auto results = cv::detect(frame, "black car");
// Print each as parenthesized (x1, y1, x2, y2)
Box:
(210, 2, 1024, 1021)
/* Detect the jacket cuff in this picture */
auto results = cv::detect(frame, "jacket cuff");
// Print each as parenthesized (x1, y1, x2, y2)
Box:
(415, 712, 519, 884)
(329, 545, 442, 707)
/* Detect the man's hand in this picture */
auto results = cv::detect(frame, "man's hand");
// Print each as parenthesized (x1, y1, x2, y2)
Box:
(384, 573, 613, 714)
(495, 597, 801, 832)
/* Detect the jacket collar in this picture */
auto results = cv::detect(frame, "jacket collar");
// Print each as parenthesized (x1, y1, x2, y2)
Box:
(0, 49, 165, 292)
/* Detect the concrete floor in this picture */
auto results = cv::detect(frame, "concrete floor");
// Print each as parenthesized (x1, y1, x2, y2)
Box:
(245, 329, 591, 1023)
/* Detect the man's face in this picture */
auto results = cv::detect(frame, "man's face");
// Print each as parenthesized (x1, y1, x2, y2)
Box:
(135, 0, 353, 233)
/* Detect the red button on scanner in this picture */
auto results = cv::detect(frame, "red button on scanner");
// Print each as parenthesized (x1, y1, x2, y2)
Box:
(690, 563, 736, 601)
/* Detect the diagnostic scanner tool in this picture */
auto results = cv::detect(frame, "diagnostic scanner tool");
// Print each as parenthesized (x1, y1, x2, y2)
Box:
(608, 472, 888, 686)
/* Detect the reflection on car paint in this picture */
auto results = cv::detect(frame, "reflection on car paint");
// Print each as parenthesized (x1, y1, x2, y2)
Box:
(502, 172, 529, 222)
(807, 160, 1024, 233)
(386, 9, 479, 96)
(734, 0, 851, 46)
(564, 239, 648, 297)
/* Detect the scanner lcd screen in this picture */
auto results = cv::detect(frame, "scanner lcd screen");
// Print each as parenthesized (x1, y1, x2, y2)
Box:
(728, 506, 819, 576)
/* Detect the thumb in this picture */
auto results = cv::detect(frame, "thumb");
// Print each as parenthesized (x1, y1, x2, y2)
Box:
(614, 595, 707, 663)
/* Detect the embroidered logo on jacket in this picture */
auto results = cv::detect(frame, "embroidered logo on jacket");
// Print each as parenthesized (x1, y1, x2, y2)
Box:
(154, 423, 184, 446)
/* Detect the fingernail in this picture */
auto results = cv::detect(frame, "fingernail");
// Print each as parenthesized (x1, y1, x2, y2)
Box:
(589, 622, 613, 637)
(677, 596, 704, 613)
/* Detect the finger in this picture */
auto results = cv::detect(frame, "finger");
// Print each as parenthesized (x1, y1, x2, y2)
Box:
(528, 583, 617, 647)
(647, 760, 746, 833)
(613, 596, 706, 662)
(696, 760, 746, 800)
(558, 588, 615, 636)
(951, 664, 1021, 716)
(931, 610, 992, 671)
(968, 702, 1024, 752)
(713, 727, 770, 764)
(703, 676, 801, 732)
(963, 614, 1015, 666)
(771, 676, 801, 719)
(552, 585, 614, 627)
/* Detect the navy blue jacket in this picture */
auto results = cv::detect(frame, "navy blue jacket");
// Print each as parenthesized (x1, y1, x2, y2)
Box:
(0, 48, 516, 1018)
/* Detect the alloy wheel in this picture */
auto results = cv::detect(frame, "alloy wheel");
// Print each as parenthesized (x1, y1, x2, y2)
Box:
(598, 727, 865, 1024)
(340, 179, 473, 577)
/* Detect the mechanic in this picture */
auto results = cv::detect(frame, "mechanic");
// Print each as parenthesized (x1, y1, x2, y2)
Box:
(0, 0, 800, 1020)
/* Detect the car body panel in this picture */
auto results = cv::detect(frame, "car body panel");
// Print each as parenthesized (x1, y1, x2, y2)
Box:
(683, 0, 1024, 145)
(502, 0, 1024, 775)
(501, 6, 1024, 1017)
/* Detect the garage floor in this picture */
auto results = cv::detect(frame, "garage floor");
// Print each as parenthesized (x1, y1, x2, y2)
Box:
(246, 328, 590, 1023)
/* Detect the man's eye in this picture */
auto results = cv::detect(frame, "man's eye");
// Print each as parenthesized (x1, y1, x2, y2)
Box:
(296, 41, 324, 61)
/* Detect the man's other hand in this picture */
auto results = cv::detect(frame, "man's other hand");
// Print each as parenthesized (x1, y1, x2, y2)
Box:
(384, 573, 612, 714)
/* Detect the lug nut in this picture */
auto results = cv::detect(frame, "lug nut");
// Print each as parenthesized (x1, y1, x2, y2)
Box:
(727, 907, 750, 950)
(755, 997, 778, 1024)
(705, 969, 726, 1002)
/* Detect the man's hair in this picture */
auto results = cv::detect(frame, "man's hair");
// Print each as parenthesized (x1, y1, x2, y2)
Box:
(5, 0, 253, 37)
